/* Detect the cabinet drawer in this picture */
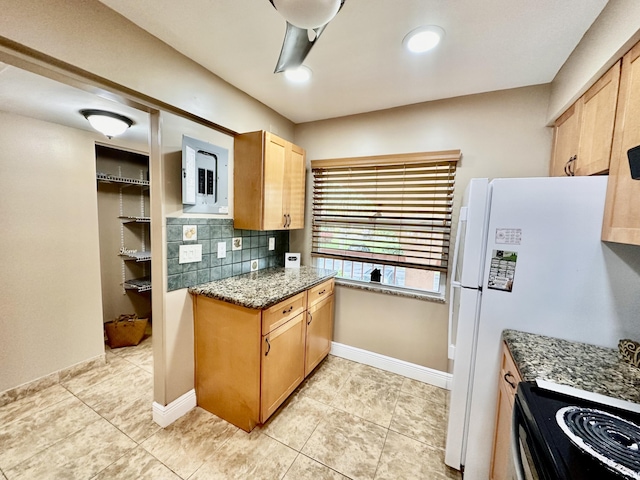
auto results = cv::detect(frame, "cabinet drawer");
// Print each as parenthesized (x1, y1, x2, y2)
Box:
(307, 279, 334, 308)
(500, 342, 522, 405)
(262, 291, 307, 334)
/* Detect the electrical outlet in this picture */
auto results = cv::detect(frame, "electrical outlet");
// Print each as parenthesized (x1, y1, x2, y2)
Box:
(251, 260, 259, 271)
(217, 241, 226, 258)
(269, 237, 275, 251)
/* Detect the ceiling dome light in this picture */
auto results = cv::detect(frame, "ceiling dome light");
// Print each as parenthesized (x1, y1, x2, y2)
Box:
(271, 0, 341, 29)
(403, 25, 445, 54)
(284, 65, 312, 83)
(80, 109, 133, 138)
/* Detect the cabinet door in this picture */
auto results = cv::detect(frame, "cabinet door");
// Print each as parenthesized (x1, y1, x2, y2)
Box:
(576, 61, 621, 176)
(490, 378, 514, 480)
(263, 133, 288, 230)
(260, 312, 305, 422)
(305, 294, 334, 376)
(550, 102, 581, 176)
(603, 42, 640, 244)
(490, 343, 522, 480)
(286, 143, 306, 229)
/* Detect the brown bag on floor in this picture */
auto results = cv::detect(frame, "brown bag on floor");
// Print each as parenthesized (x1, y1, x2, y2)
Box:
(105, 314, 148, 348)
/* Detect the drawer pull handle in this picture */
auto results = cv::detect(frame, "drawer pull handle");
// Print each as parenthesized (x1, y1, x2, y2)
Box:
(503, 372, 517, 389)
(318, 289, 326, 295)
(307, 311, 313, 325)
(282, 305, 293, 315)
(265, 337, 271, 356)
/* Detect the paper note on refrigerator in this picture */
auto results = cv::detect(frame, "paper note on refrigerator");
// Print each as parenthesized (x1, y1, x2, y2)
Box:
(487, 250, 517, 292)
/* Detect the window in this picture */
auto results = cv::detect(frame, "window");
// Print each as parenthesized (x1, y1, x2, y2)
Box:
(311, 150, 460, 295)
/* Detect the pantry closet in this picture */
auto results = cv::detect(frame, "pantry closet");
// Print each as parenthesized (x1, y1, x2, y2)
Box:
(96, 145, 152, 332)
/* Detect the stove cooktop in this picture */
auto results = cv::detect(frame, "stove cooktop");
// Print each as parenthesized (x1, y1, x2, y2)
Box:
(516, 383, 640, 479)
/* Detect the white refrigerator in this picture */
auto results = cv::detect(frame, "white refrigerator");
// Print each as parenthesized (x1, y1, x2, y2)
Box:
(444, 176, 640, 479)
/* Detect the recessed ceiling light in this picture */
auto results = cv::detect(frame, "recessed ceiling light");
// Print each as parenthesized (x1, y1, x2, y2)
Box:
(403, 25, 445, 54)
(284, 65, 312, 83)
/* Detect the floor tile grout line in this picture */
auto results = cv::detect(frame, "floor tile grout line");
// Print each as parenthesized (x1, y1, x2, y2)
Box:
(0, 387, 76, 431)
(372, 425, 392, 480)
(1, 415, 105, 476)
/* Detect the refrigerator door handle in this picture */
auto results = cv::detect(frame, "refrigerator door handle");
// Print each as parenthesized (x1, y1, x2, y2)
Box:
(448, 281, 462, 359)
(447, 207, 467, 360)
(450, 207, 467, 285)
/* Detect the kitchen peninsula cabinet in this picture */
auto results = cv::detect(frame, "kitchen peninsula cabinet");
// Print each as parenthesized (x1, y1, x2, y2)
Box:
(234, 130, 306, 231)
(191, 269, 335, 431)
(602, 42, 640, 245)
(550, 61, 620, 177)
(490, 342, 522, 480)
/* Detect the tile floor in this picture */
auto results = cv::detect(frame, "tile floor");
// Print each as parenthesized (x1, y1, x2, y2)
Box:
(0, 336, 461, 479)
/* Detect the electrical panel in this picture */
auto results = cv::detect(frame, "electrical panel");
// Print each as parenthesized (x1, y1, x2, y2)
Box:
(182, 135, 229, 214)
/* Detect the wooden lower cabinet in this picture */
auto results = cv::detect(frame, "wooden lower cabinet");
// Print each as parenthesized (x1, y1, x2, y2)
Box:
(305, 294, 334, 376)
(490, 342, 522, 480)
(193, 278, 335, 431)
(261, 312, 305, 422)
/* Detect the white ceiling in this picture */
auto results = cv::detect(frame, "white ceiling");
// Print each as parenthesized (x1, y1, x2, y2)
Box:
(98, 0, 609, 124)
(0, 0, 609, 141)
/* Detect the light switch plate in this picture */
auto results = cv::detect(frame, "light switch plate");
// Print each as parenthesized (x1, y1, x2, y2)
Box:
(179, 244, 202, 264)
(268, 237, 275, 251)
(217, 241, 226, 258)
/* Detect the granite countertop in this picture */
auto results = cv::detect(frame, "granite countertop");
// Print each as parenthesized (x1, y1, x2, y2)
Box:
(188, 266, 336, 310)
(503, 329, 640, 404)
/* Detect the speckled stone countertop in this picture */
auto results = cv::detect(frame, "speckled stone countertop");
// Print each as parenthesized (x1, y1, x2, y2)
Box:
(503, 329, 640, 404)
(188, 266, 336, 310)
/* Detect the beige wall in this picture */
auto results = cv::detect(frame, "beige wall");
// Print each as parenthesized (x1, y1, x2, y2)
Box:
(0, 0, 295, 403)
(548, 0, 640, 123)
(0, 112, 105, 392)
(292, 85, 552, 371)
(156, 112, 237, 403)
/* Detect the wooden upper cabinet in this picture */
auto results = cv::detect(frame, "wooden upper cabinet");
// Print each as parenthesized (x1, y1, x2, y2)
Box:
(550, 61, 621, 177)
(550, 102, 581, 176)
(234, 130, 306, 231)
(602, 43, 640, 244)
(576, 61, 621, 176)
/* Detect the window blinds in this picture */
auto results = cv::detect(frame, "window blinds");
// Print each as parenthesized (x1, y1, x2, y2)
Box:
(311, 150, 460, 272)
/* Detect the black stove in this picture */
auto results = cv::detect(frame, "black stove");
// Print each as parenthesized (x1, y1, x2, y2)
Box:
(514, 382, 640, 479)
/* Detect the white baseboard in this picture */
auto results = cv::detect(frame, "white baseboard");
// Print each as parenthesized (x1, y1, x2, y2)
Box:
(330, 342, 452, 390)
(152, 389, 197, 428)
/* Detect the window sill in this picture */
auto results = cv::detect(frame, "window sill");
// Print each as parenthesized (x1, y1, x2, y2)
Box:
(335, 278, 446, 304)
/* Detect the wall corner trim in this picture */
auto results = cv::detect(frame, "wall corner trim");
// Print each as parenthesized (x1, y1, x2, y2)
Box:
(152, 389, 197, 427)
(330, 342, 453, 390)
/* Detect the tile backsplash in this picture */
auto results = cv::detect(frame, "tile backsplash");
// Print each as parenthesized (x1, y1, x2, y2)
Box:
(166, 218, 289, 291)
